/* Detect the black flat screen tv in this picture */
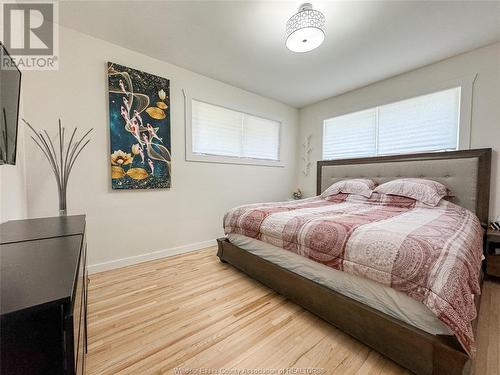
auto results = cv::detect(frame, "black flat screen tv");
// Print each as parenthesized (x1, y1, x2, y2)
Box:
(0, 42, 22, 165)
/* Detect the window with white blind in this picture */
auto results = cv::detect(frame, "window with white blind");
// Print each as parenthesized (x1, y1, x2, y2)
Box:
(322, 87, 461, 160)
(189, 99, 281, 165)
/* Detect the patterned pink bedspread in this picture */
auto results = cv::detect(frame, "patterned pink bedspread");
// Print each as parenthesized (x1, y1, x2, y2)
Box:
(224, 193, 484, 356)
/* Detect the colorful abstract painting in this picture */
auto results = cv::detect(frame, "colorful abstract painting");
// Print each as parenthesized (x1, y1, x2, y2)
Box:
(107, 62, 171, 189)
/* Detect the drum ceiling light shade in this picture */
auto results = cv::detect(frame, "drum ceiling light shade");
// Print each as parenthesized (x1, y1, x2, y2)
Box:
(286, 3, 326, 53)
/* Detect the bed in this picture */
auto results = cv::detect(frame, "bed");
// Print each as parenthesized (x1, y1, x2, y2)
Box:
(217, 148, 491, 375)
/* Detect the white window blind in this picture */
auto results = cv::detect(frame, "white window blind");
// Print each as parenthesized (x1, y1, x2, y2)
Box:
(192, 99, 280, 161)
(322, 109, 377, 160)
(242, 115, 280, 160)
(192, 99, 242, 157)
(322, 87, 461, 160)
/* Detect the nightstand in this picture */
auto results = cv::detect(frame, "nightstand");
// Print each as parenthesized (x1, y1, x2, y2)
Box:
(485, 229, 500, 278)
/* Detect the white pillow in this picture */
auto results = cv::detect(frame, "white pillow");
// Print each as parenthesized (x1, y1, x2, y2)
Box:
(321, 179, 375, 198)
(374, 178, 449, 206)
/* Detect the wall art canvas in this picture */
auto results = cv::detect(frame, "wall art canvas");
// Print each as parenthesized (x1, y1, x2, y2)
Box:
(107, 62, 171, 189)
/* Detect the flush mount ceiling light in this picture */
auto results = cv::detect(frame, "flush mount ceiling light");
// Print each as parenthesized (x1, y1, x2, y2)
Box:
(286, 3, 326, 53)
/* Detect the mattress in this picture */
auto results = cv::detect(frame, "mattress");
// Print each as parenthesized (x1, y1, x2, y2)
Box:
(228, 232, 452, 336)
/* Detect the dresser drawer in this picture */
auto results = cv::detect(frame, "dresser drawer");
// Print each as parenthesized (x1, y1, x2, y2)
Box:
(75, 299, 85, 375)
(64, 237, 87, 375)
(73, 269, 83, 366)
(75, 243, 87, 373)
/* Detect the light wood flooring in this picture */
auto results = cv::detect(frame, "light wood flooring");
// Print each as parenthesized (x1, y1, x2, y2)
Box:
(86, 248, 500, 375)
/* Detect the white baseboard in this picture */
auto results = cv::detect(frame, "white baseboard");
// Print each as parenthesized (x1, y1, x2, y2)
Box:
(87, 239, 217, 274)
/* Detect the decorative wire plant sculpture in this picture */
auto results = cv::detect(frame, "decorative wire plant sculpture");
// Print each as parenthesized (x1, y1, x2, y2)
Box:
(23, 119, 93, 216)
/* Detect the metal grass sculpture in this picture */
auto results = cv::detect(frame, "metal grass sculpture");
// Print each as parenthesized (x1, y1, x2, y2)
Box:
(23, 119, 93, 215)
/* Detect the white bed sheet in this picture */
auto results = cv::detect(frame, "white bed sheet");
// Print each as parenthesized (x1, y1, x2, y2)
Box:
(227, 233, 452, 336)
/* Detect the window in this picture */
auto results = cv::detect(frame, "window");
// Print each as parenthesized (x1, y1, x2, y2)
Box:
(189, 99, 281, 165)
(322, 87, 461, 160)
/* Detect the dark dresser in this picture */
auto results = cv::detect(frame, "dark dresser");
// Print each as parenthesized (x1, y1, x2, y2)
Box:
(0, 215, 88, 375)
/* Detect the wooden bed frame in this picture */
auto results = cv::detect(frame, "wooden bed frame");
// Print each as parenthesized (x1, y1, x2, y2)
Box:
(217, 148, 491, 375)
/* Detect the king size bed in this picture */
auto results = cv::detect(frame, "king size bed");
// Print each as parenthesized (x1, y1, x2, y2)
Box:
(217, 148, 492, 375)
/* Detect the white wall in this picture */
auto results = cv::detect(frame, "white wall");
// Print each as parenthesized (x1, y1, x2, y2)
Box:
(21, 26, 299, 268)
(298, 42, 500, 219)
(0, 100, 27, 223)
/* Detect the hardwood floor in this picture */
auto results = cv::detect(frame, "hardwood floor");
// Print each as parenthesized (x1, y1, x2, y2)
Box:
(86, 248, 500, 375)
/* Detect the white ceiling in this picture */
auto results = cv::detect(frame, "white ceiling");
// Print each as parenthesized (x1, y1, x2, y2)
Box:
(59, 1, 500, 108)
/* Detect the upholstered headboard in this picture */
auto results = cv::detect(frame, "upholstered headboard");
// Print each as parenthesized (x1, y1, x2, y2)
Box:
(317, 149, 492, 225)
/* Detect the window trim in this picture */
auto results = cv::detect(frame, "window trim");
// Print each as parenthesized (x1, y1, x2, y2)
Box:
(185, 94, 284, 167)
(321, 75, 476, 160)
